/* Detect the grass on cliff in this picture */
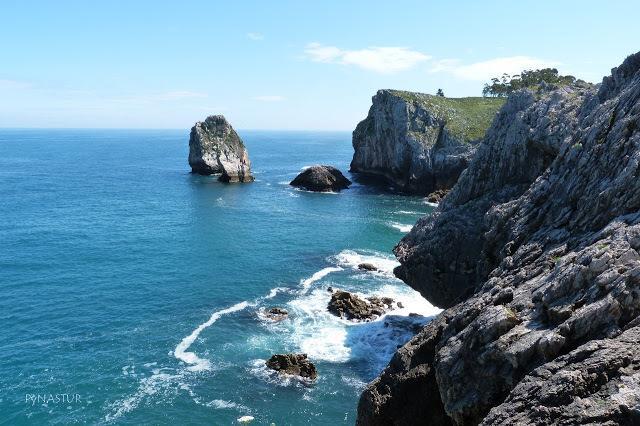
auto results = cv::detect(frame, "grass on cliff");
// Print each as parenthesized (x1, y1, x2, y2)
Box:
(389, 90, 506, 142)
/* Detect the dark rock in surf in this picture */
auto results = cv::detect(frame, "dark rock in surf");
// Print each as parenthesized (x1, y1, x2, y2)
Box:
(264, 307, 288, 321)
(327, 290, 395, 321)
(266, 353, 317, 380)
(358, 262, 378, 271)
(290, 165, 351, 192)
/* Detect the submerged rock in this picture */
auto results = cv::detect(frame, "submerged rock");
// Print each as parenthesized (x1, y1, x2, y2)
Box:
(188, 115, 254, 182)
(266, 353, 317, 380)
(351, 90, 504, 195)
(290, 165, 351, 192)
(327, 290, 394, 321)
(357, 262, 378, 271)
(358, 53, 640, 425)
(264, 307, 288, 322)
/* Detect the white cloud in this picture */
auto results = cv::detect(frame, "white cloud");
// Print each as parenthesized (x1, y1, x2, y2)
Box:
(304, 43, 430, 74)
(247, 32, 264, 41)
(430, 56, 561, 81)
(254, 95, 285, 102)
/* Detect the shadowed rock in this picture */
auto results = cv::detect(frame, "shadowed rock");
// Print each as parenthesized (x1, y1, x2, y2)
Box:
(290, 165, 351, 192)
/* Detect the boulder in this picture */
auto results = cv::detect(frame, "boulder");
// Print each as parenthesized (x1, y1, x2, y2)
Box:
(265, 353, 317, 380)
(188, 115, 254, 182)
(327, 290, 395, 321)
(357, 262, 378, 271)
(425, 189, 449, 204)
(351, 90, 504, 195)
(290, 165, 351, 192)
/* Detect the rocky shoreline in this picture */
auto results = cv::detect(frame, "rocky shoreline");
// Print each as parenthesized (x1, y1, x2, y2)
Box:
(358, 52, 640, 425)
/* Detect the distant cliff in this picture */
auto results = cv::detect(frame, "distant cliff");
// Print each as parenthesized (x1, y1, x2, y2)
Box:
(188, 115, 254, 182)
(357, 53, 640, 425)
(350, 90, 504, 195)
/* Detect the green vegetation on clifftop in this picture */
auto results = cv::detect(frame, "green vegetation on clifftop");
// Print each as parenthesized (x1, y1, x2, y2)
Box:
(388, 90, 505, 142)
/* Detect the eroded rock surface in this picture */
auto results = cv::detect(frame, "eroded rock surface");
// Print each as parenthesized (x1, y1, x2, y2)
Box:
(351, 90, 504, 195)
(188, 115, 254, 182)
(358, 52, 640, 425)
(289, 165, 351, 192)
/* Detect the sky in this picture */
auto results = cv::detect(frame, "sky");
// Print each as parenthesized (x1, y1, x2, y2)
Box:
(1, 0, 639, 130)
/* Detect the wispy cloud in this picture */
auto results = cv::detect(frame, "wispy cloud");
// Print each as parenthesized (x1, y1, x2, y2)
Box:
(304, 43, 430, 74)
(254, 95, 285, 102)
(156, 91, 208, 100)
(247, 32, 264, 41)
(430, 56, 561, 81)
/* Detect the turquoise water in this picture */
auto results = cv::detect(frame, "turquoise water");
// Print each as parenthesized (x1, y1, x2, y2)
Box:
(0, 129, 438, 425)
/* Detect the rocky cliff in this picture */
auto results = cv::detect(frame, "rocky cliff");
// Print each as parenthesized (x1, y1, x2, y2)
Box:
(350, 90, 504, 195)
(188, 115, 254, 182)
(358, 52, 640, 425)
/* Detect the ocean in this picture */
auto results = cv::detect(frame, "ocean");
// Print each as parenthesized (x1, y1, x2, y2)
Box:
(0, 129, 439, 425)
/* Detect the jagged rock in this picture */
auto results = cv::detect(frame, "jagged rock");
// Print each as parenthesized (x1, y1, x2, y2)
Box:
(358, 262, 378, 271)
(265, 353, 317, 380)
(358, 52, 640, 425)
(188, 115, 254, 182)
(264, 307, 288, 321)
(426, 189, 449, 204)
(350, 90, 504, 195)
(289, 165, 351, 192)
(328, 290, 395, 321)
(481, 326, 640, 425)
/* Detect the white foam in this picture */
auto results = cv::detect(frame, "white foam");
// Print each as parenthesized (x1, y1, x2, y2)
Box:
(333, 249, 399, 277)
(423, 199, 439, 207)
(395, 210, 423, 215)
(174, 301, 250, 371)
(389, 222, 413, 233)
(299, 267, 342, 293)
(237, 415, 255, 423)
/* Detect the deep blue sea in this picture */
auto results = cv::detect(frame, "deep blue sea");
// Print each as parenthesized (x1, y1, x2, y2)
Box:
(0, 129, 439, 425)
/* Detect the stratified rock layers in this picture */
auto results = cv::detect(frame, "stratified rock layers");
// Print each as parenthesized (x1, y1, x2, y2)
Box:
(350, 90, 504, 195)
(358, 52, 640, 425)
(188, 115, 254, 182)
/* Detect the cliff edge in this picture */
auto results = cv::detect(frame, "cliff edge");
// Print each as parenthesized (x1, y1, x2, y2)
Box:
(350, 90, 504, 195)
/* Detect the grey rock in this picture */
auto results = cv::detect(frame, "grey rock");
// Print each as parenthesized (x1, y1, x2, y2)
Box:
(266, 353, 317, 380)
(289, 165, 351, 192)
(188, 115, 254, 182)
(350, 90, 503, 195)
(264, 307, 288, 322)
(358, 52, 640, 425)
(358, 262, 378, 271)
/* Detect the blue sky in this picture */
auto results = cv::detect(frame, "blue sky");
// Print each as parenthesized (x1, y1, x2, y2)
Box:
(1, 0, 638, 130)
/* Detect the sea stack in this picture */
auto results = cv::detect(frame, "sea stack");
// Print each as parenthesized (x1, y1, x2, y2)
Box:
(351, 90, 504, 195)
(188, 115, 254, 182)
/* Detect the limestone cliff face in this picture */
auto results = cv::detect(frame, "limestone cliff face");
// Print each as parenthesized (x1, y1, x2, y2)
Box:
(358, 52, 640, 425)
(188, 115, 254, 182)
(350, 90, 504, 195)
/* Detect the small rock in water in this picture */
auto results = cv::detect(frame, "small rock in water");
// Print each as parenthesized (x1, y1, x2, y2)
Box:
(327, 286, 334, 292)
(397, 301, 404, 308)
(327, 290, 395, 321)
(266, 353, 317, 380)
(357, 262, 378, 271)
(289, 165, 351, 192)
(264, 307, 288, 322)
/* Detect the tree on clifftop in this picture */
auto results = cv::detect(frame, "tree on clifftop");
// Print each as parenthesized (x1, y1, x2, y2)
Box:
(436, 88, 445, 97)
(482, 68, 581, 97)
